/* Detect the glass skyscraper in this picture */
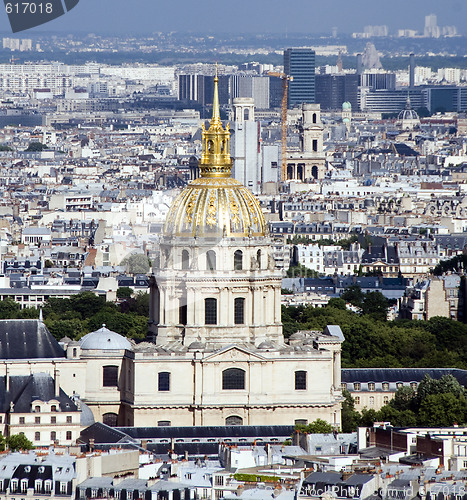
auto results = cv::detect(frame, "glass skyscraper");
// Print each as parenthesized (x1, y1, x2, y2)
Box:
(284, 48, 316, 107)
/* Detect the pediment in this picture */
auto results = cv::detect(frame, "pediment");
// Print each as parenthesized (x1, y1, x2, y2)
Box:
(203, 344, 267, 362)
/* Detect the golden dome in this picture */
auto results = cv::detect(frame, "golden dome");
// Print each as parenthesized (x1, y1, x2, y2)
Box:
(164, 71, 267, 238)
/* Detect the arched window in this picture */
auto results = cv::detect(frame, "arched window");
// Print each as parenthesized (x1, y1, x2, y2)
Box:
(158, 372, 170, 392)
(206, 250, 216, 271)
(51, 405, 57, 412)
(205, 298, 217, 325)
(226, 415, 243, 426)
(182, 249, 190, 270)
(256, 250, 261, 268)
(103, 366, 118, 387)
(103, 413, 118, 427)
(223, 368, 245, 390)
(234, 250, 243, 270)
(234, 298, 245, 325)
(312, 113, 317, 124)
(244, 108, 249, 121)
(72, 348, 77, 357)
(295, 371, 307, 390)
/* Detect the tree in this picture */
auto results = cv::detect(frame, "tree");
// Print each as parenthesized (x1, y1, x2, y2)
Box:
(377, 405, 417, 427)
(117, 287, 133, 299)
(418, 393, 467, 427)
(296, 418, 334, 434)
(0, 298, 20, 319)
(7, 434, 33, 451)
(70, 292, 106, 318)
(390, 386, 416, 412)
(327, 297, 346, 310)
(286, 264, 320, 278)
(341, 285, 365, 308)
(361, 291, 389, 321)
(359, 408, 378, 427)
(341, 389, 361, 432)
(25, 141, 46, 152)
(121, 253, 151, 274)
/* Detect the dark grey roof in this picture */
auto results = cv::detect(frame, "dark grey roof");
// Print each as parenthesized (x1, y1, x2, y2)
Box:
(118, 425, 295, 440)
(0, 320, 65, 359)
(1, 373, 78, 413)
(342, 368, 467, 386)
(304, 471, 342, 485)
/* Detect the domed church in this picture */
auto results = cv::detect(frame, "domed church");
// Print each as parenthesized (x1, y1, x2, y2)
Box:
(0, 76, 344, 433)
(138, 74, 345, 428)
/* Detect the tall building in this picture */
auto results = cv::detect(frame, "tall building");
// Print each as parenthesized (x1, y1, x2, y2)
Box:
(424, 14, 440, 38)
(230, 97, 280, 193)
(315, 74, 359, 111)
(284, 48, 316, 107)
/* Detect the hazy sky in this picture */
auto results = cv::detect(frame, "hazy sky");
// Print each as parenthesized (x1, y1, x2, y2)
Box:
(0, 0, 465, 36)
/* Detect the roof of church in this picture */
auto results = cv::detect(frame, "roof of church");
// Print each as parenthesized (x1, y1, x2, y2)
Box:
(80, 325, 133, 351)
(0, 373, 78, 413)
(0, 319, 65, 359)
(163, 73, 266, 239)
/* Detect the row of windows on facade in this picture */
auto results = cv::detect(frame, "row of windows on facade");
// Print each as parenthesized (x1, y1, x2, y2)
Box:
(103, 367, 309, 391)
(346, 381, 418, 391)
(181, 249, 261, 271)
(19, 415, 73, 424)
(6, 480, 68, 495)
(30, 430, 72, 441)
(353, 395, 389, 406)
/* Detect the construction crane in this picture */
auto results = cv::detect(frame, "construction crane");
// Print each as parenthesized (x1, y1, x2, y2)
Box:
(268, 72, 292, 182)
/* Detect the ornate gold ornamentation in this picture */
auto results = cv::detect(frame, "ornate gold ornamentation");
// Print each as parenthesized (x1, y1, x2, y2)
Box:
(206, 193, 217, 228)
(229, 196, 241, 226)
(184, 193, 197, 225)
(246, 196, 259, 224)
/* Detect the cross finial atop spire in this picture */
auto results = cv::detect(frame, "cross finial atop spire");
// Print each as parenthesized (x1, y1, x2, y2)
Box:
(211, 62, 221, 125)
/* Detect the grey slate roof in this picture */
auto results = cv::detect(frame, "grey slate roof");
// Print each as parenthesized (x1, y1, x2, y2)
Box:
(342, 368, 467, 386)
(2, 373, 78, 413)
(0, 320, 65, 359)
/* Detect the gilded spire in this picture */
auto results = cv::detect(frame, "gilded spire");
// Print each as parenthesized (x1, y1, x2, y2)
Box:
(199, 69, 233, 178)
(211, 63, 221, 125)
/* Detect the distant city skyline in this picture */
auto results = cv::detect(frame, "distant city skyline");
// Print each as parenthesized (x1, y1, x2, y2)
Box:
(0, 0, 463, 36)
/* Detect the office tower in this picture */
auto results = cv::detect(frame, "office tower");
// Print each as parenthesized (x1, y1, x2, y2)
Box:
(315, 73, 359, 111)
(409, 53, 415, 89)
(424, 14, 440, 38)
(230, 75, 270, 109)
(360, 72, 396, 91)
(231, 97, 279, 193)
(284, 48, 316, 107)
(178, 74, 229, 107)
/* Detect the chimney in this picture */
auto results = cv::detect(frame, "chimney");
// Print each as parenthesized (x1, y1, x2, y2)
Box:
(5, 366, 9, 392)
(54, 369, 60, 397)
(89, 438, 94, 452)
(141, 439, 147, 450)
